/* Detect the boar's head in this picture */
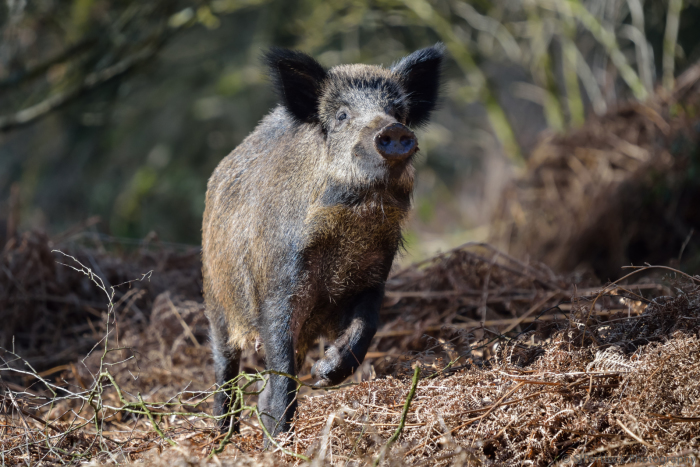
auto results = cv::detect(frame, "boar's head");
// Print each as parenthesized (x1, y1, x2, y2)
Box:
(264, 44, 444, 187)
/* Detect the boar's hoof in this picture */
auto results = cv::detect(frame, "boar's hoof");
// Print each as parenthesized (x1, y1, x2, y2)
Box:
(310, 346, 348, 387)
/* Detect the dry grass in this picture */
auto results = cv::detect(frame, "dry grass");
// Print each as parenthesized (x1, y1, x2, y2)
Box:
(292, 277, 700, 466)
(2, 228, 700, 465)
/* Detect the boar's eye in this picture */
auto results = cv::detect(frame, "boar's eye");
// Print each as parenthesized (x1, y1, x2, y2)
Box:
(334, 107, 351, 129)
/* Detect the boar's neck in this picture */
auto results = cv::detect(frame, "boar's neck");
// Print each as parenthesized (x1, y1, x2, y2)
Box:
(318, 181, 412, 210)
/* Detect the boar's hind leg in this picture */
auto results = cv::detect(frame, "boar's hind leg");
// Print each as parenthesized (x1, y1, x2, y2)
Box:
(311, 287, 381, 387)
(258, 308, 298, 445)
(210, 312, 242, 434)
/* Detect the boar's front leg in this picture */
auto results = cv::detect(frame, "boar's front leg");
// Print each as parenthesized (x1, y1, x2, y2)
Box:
(311, 287, 381, 387)
(258, 303, 298, 445)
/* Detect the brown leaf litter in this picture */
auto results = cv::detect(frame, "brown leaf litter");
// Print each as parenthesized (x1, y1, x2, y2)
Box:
(2, 228, 700, 465)
(292, 279, 700, 466)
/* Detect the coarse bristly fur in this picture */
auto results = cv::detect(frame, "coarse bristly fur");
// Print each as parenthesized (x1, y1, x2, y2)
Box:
(201, 43, 444, 442)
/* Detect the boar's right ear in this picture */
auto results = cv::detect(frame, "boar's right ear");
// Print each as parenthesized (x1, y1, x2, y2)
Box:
(264, 48, 327, 124)
(392, 43, 445, 127)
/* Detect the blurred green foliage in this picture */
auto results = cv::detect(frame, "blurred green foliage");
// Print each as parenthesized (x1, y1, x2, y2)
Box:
(1, 0, 700, 256)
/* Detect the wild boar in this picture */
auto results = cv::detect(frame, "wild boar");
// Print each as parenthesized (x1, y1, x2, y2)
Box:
(202, 43, 444, 440)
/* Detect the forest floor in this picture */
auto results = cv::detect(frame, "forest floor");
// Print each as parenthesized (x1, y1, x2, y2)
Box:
(1, 230, 699, 466)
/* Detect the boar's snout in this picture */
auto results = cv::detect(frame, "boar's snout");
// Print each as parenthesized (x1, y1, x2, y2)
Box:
(374, 123, 417, 161)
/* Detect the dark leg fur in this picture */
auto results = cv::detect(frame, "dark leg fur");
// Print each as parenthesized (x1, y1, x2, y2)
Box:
(258, 304, 298, 447)
(311, 287, 381, 387)
(209, 312, 242, 433)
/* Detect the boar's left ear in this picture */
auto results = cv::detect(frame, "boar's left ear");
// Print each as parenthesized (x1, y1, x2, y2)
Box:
(264, 47, 327, 124)
(392, 43, 445, 127)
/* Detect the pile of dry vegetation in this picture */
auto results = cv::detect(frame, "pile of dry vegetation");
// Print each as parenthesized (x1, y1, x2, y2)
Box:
(0, 230, 205, 369)
(492, 64, 700, 281)
(2, 227, 700, 466)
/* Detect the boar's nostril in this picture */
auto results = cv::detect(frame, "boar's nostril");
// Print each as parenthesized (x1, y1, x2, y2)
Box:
(373, 123, 417, 161)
